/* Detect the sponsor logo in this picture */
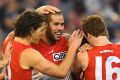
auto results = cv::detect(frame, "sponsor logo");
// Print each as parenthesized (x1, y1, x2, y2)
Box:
(53, 51, 66, 61)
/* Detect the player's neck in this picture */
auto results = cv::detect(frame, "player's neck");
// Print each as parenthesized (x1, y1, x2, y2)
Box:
(92, 36, 112, 46)
(14, 37, 31, 45)
(40, 35, 52, 45)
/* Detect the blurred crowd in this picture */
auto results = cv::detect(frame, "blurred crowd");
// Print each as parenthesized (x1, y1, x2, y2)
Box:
(0, 0, 120, 59)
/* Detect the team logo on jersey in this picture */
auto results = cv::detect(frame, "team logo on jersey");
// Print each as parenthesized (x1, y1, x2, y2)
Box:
(53, 51, 66, 61)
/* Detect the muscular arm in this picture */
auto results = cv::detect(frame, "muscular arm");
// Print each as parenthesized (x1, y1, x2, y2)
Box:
(76, 51, 88, 71)
(21, 30, 84, 78)
(21, 46, 77, 78)
(71, 51, 88, 80)
(71, 59, 83, 80)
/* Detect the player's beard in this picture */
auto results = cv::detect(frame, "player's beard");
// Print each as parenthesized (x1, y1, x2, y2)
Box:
(46, 27, 57, 44)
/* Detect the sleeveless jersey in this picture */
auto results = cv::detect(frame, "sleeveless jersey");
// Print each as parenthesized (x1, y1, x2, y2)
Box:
(3, 37, 33, 80)
(84, 44, 120, 80)
(32, 37, 68, 64)
(32, 37, 72, 80)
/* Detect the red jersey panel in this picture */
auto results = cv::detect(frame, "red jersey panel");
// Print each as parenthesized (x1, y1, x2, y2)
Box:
(10, 41, 32, 80)
(3, 37, 33, 80)
(32, 37, 68, 64)
(84, 44, 120, 80)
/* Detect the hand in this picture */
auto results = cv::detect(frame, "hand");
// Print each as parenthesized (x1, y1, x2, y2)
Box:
(68, 30, 76, 47)
(68, 30, 84, 50)
(35, 5, 61, 14)
(78, 43, 93, 52)
(2, 41, 12, 67)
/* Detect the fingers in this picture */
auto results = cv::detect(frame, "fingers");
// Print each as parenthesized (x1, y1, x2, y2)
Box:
(68, 30, 77, 46)
(71, 30, 76, 38)
(47, 5, 61, 13)
(79, 43, 92, 52)
(79, 31, 84, 39)
(74, 29, 80, 37)
(74, 29, 84, 39)
(36, 5, 61, 14)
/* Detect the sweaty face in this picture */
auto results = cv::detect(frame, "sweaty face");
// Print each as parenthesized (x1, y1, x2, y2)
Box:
(47, 14, 64, 42)
(31, 23, 47, 44)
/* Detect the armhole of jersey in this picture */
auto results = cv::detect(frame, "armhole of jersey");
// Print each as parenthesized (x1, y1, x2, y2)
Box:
(18, 48, 32, 70)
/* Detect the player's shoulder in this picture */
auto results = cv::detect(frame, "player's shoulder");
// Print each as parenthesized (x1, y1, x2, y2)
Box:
(20, 48, 39, 58)
(21, 48, 43, 62)
(20, 48, 44, 67)
(112, 44, 120, 49)
(116, 42, 120, 45)
(22, 48, 39, 55)
(77, 51, 88, 60)
(107, 43, 120, 48)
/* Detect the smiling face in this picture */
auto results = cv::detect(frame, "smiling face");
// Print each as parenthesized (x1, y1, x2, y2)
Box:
(46, 14, 64, 43)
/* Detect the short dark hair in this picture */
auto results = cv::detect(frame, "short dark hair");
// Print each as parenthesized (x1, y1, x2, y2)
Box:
(46, 11, 63, 22)
(82, 15, 108, 37)
(14, 11, 47, 38)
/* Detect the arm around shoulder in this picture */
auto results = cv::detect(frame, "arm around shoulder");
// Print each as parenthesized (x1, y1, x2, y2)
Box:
(20, 48, 69, 78)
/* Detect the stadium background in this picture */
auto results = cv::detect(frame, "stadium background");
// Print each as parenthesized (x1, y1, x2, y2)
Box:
(0, 0, 120, 60)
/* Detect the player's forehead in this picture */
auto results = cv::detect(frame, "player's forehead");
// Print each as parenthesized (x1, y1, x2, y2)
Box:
(50, 14, 64, 22)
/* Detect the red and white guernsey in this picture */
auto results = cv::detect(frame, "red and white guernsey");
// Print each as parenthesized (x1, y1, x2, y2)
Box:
(2, 37, 13, 80)
(3, 37, 33, 80)
(84, 44, 120, 80)
(32, 36, 68, 65)
(32, 37, 69, 80)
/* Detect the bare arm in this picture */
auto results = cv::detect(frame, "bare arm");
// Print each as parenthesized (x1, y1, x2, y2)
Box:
(21, 30, 84, 78)
(71, 58, 83, 80)
(76, 51, 88, 71)
(22, 47, 77, 78)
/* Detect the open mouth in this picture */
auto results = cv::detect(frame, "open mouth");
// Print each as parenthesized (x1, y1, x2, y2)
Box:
(54, 31, 62, 38)
(55, 31, 62, 35)
(56, 32, 61, 35)
(55, 30, 62, 34)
